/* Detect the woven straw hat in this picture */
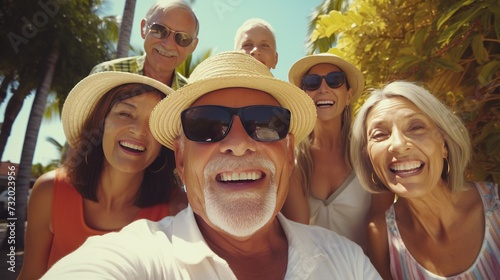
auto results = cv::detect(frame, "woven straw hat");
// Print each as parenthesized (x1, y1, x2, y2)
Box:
(288, 53, 365, 102)
(149, 51, 316, 149)
(62, 71, 173, 148)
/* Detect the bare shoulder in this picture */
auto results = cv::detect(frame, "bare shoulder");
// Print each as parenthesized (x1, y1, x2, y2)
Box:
(31, 169, 57, 196)
(28, 169, 59, 212)
(367, 211, 392, 279)
(367, 211, 387, 242)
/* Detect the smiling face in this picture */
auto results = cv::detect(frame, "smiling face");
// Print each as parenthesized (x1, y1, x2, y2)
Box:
(304, 63, 352, 122)
(141, 7, 198, 77)
(102, 92, 163, 174)
(235, 24, 278, 69)
(174, 88, 295, 238)
(365, 96, 448, 197)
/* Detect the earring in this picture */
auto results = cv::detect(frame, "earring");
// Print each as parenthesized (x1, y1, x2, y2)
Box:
(371, 172, 378, 186)
(85, 154, 89, 165)
(150, 160, 167, 173)
(444, 158, 450, 175)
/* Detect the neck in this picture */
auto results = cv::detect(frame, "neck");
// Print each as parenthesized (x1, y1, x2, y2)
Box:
(96, 167, 144, 210)
(143, 61, 174, 86)
(312, 118, 343, 149)
(195, 214, 288, 279)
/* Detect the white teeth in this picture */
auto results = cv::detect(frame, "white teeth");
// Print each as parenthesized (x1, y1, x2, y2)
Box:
(156, 49, 178, 57)
(316, 100, 334, 107)
(220, 171, 262, 182)
(390, 161, 422, 171)
(120, 141, 145, 152)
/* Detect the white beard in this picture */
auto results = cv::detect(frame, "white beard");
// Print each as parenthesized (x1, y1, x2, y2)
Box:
(204, 155, 277, 237)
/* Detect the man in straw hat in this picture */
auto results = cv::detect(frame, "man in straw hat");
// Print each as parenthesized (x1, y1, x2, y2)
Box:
(42, 52, 381, 279)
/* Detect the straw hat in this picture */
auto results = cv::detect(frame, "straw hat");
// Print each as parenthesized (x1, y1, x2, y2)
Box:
(288, 53, 365, 102)
(149, 51, 316, 150)
(62, 71, 173, 148)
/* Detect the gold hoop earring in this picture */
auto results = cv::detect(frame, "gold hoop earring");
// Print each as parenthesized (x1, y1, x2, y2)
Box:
(371, 172, 378, 186)
(444, 158, 450, 175)
(85, 155, 89, 165)
(150, 160, 167, 173)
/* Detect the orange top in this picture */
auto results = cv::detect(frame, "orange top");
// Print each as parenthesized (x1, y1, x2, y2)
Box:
(47, 169, 170, 268)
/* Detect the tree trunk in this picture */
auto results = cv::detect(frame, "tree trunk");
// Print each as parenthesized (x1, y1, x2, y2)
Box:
(0, 42, 60, 256)
(0, 84, 31, 161)
(116, 0, 136, 58)
(0, 71, 15, 105)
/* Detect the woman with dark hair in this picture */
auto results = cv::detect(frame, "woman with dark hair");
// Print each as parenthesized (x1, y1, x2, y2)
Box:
(18, 72, 187, 279)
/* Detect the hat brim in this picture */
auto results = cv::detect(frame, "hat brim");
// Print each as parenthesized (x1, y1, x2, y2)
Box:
(288, 54, 365, 101)
(62, 72, 173, 148)
(150, 74, 316, 150)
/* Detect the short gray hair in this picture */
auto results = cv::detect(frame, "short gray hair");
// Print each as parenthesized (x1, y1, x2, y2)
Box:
(145, 0, 199, 37)
(350, 81, 471, 193)
(234, 18, 276, 50)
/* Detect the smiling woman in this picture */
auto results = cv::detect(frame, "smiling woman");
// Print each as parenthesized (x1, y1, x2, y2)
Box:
(281, 53, 395, 252)
(17, 72, 188, 280)
(350, 81, 500, 279)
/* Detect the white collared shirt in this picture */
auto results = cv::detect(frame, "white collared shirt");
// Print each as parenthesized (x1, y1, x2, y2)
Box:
(42, 206, 381, 279)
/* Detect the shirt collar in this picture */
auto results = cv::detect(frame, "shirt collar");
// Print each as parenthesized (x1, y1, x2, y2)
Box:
(172, 206, 220, 264)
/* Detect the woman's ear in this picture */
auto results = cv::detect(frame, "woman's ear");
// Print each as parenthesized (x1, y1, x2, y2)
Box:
(346, 87, 353, 104)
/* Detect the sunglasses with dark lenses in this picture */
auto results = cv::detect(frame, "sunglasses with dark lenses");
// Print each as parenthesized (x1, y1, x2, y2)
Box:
(181, 105, 291, 143)
(302, 71, 346, 91)
(148, 23, 194, 47)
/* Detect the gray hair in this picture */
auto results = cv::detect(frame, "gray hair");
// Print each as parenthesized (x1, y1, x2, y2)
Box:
(234, 18, 276, 50)
(145, 0, 199, 37)
(350, 81, 471, 193)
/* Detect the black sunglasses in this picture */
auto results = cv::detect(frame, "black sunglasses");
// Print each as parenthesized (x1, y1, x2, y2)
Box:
(302, 71, 346, 91)
(181, 105, 291, 143)
(147, 23, 194, 47)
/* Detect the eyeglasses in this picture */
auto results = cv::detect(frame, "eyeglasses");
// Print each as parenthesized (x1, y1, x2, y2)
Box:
(147, 23, 194, 47)
(181, 105, 291, 143)
(301, 71, 346, 91)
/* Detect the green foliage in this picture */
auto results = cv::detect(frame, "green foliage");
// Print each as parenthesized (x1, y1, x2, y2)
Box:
(176, 49, 213, 78)
(310, 0, 500, 183)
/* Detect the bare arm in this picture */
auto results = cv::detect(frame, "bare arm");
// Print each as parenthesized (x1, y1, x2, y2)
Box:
(281, 167, 310, 224)
(17, 171, 56, 280)
(367, 213, 393, 280)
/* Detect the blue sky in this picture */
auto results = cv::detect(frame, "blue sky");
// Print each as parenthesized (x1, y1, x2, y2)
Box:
(1, 0, 322, 165)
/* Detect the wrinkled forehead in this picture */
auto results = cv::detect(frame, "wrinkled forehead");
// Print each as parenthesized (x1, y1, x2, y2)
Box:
(239, 24, 275, 41)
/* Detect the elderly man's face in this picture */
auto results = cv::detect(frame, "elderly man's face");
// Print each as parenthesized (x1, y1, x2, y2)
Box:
(174, 88, 295, 238)
(141, 7, 198, 75)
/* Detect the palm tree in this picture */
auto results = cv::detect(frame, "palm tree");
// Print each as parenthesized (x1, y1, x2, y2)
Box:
(116, 0, 136, 58)
(0, 0, 117, 251)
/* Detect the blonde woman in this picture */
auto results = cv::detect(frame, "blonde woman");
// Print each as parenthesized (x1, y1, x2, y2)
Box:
(282, 53, 394, 251)
(351, 81, 499, 279)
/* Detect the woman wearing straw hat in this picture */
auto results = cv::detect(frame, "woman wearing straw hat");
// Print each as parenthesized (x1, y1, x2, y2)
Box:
(18, 72, 187, 279)
(282, 53, 394, 251)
